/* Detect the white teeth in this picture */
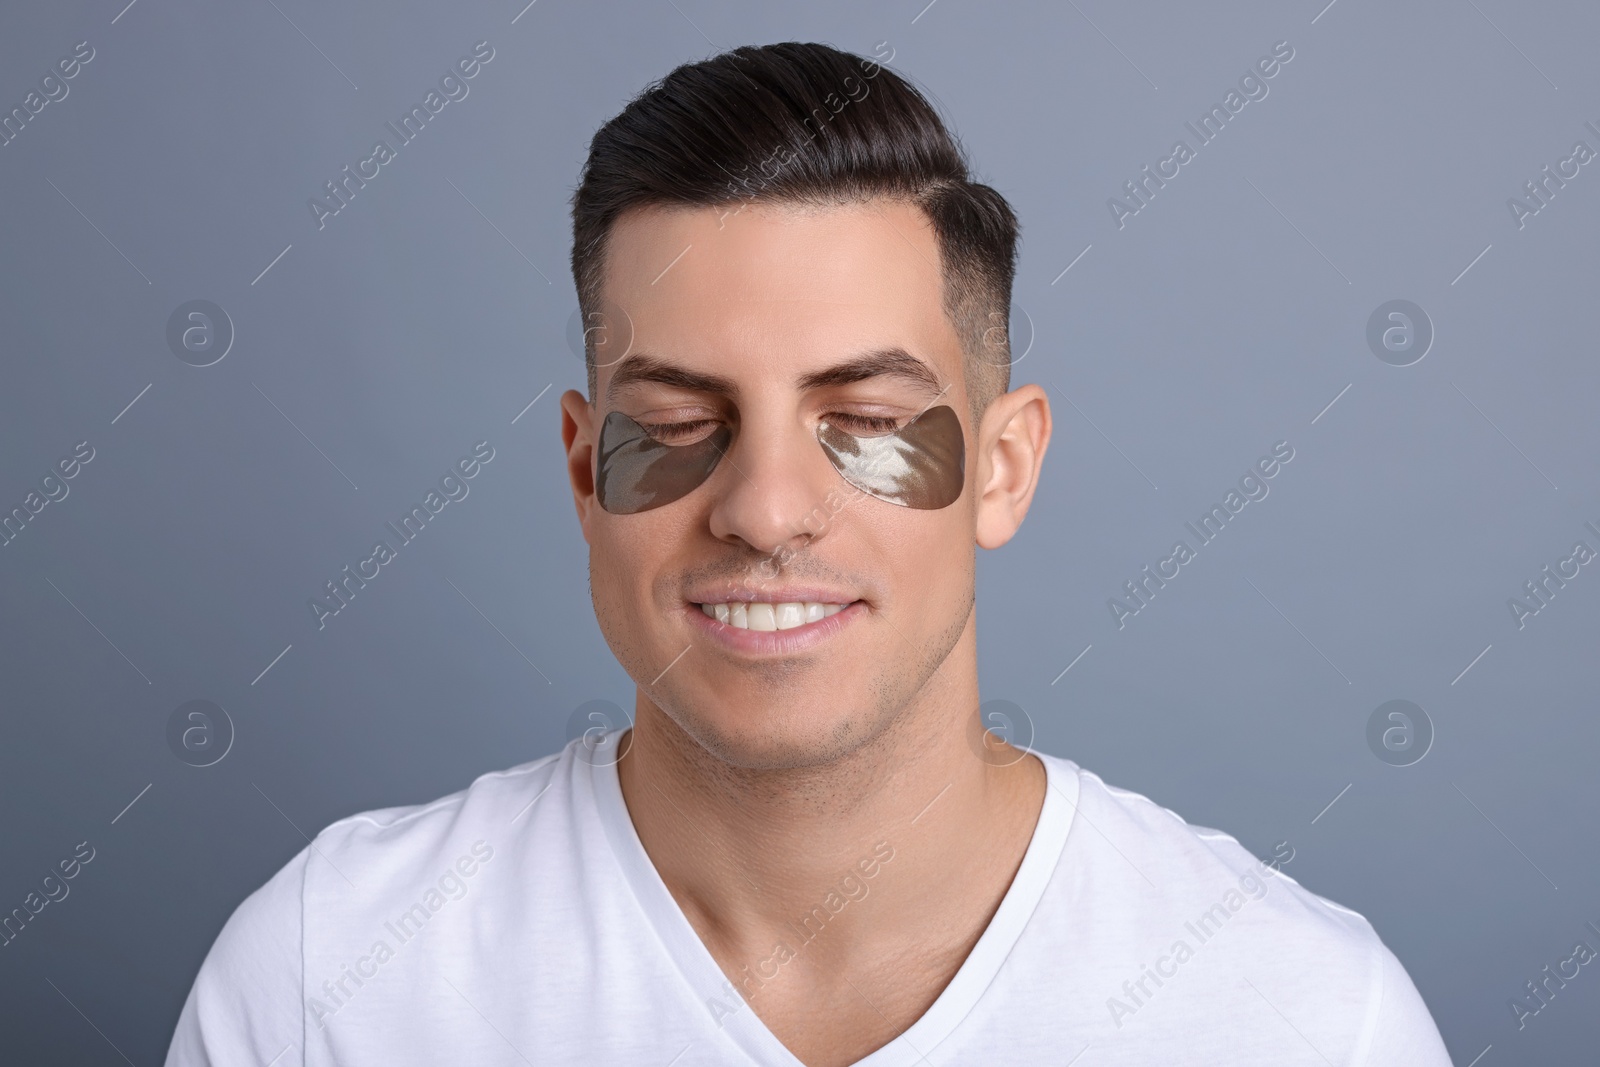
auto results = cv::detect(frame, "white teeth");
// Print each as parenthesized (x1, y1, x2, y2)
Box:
(699, 601, 851, 630)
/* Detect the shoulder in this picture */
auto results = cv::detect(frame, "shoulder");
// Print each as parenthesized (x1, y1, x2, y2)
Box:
(307, 748, 566, 880)
(1033, 754, 1450, 1064)
(1047, 754, 1380, 953)
(165, 746, 572, 1064)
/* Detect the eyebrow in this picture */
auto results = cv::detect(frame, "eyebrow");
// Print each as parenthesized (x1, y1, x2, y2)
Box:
(605, 346, 946, 403)
(605, 354, 738, 403)
(796, 346, 945, 396)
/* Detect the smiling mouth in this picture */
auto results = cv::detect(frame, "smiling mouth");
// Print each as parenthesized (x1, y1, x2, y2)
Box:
(694, 601, 856, 631)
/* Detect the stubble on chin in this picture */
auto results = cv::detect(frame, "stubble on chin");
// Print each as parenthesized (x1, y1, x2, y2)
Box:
(646, 590, 976, 782)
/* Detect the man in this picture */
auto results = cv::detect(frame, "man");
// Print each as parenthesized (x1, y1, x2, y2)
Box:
(166, 41, 1451, 1066)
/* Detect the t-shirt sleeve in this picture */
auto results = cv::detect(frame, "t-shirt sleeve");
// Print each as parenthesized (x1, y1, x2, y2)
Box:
(163, 845, 308, 1067)
(1358, 940, 1452, 1066)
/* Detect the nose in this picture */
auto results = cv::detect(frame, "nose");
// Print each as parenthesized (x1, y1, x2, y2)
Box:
(706, 409, 842, 561)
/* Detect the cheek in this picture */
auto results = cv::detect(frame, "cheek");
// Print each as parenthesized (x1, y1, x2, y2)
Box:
(858, 503, 972, 604)
(590, 509, 696, 615)
(587, 517, 680, 671)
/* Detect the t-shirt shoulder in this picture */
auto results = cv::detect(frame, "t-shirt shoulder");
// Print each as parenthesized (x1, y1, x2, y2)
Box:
(311, 749, 563, 856)
(163, 748, 569, 1066)
(1034, 753, 1451, 1065)
(1052, 755, 1377, 943)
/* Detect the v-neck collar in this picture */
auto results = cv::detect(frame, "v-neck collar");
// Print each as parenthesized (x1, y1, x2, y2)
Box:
(585, 730, 1079, 1066)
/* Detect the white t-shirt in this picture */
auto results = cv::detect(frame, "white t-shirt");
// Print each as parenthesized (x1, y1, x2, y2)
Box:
(164, 732, 1451, 1066)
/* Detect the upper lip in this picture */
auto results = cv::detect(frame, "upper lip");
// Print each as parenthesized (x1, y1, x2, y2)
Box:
(686, 588, 861, 605)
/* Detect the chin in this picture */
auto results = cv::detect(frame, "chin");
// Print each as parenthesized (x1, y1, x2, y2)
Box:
(655, 685, 895, 773)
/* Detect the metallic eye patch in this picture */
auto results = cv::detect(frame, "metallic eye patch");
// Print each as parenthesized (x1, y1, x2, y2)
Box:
(816, 405, 965, 510)
(594, 405, 965, 514)
(594, 411, 733, 515)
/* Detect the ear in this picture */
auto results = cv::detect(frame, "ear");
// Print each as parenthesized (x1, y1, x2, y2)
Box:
(560, 389, 598, 544)
(973, 383, 1051, 550)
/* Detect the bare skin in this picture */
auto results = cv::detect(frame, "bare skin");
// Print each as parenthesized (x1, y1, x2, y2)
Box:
(560, 197, 1052, 1066)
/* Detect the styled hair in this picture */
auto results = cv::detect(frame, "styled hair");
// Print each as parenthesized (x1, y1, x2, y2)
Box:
(568, 41, 1021, 424)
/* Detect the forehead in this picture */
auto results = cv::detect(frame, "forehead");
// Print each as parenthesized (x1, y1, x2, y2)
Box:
(596, 198, 962, 396)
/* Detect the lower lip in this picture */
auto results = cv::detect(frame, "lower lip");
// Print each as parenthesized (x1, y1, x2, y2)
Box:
(684, 600, 866, 654)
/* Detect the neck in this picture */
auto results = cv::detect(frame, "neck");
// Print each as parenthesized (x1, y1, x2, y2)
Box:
(613, 616, 1047, 980)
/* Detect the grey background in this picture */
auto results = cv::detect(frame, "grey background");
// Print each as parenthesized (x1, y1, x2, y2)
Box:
(1, 0, 1594, 1062)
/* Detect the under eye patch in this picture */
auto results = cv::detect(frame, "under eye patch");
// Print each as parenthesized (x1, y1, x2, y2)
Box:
(594, 404, 965, 515)
(817, 404, 965, 510)
(595, 411, 733, 514)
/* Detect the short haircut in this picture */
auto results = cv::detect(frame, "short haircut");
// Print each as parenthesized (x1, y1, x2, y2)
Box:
(569, 41, 1021, 425)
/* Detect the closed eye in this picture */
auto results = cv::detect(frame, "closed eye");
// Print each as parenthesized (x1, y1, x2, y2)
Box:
(822, 413, 902, 436)
(640, 413, 905, 444)
(638, 418, 722, 445)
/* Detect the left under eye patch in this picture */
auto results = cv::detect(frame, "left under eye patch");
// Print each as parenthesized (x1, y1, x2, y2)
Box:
(595, 411, 733, 514)
(817, 404, 965, 510)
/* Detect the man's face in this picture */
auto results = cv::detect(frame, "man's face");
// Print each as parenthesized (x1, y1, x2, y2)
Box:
(561, 199, 985, 770)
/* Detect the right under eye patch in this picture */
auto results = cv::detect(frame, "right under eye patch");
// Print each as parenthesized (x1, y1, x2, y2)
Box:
(816, 404, 966, 509)
(595, 411, 732, 514)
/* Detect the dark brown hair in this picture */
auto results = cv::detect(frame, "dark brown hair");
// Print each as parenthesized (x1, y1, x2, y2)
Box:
(568, 41, 1021, 424)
